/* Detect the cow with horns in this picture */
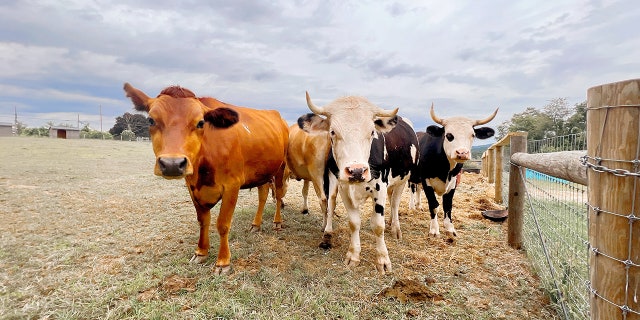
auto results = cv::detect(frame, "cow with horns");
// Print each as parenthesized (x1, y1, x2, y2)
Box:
(298, 92, 419, 274)
(415, 104, 497, 237)
(123, 83, 289, 275)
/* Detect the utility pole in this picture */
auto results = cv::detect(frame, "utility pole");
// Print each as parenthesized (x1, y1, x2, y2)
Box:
(99, 105, 103, 139)
(14, 106, 17, 135)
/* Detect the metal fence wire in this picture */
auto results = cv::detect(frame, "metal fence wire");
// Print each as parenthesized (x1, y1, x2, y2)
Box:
(500, 133, 589, 319)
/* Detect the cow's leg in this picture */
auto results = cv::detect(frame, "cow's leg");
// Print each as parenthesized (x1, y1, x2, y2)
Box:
(372, 187, 392, 274)
(190, 206, 211, 264)
(272, 163, 286, 230)
(213, 190, 239, 275)
(311, 176, 327, 216)
(423, 183, 440, 236)
(388, 183, 405, 240)
(408, 182, 422, 211)
(249, 184, 270, 232)
(319, 174, 338, 249)
(442, 188, 457, 237)
(301, 180, 310, 214)
(341, 189, 361, 267)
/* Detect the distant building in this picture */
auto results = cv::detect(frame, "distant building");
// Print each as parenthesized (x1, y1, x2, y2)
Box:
(49, 126, 81, 139)
(0, 122, 13, 136)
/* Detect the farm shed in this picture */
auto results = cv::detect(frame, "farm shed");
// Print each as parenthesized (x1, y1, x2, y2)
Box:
(49, 126, 80, 139)
(0, 122, 13, 136)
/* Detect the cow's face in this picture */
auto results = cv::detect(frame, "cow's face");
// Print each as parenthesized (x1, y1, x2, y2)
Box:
(428, 105, 497, 163)
(123, 83, 238, 179)
(302, 93, 398, 183)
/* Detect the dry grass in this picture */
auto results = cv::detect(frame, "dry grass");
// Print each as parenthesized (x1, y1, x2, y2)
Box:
(0, 137, 559, 319)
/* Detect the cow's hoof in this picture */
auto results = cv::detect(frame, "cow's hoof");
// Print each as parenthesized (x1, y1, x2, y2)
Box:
(301, 209, 309, 215)
(428, 232, 440, 238)
(390, 227, 402, 240)
(344, 257, 360, 268)
(213, 265, 231, 275)
(319, 233, 333, 249)
(445, 230, 457, 238)
(376, 261, 392, 275)
(189, 254, 208, 264)
(249, 224, 261, 232)
(273, 222, 283, 231)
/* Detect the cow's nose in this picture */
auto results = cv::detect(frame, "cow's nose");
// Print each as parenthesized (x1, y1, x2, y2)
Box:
(455, 149, 470, 160)
(346, 164, 368, 182)
(158, 157, 188, 177)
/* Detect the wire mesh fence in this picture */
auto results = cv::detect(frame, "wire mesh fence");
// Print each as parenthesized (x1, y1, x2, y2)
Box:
(499, 133, 589, 319)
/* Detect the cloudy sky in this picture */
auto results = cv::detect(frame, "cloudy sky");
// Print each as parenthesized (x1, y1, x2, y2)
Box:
(0, 0, 638, 137)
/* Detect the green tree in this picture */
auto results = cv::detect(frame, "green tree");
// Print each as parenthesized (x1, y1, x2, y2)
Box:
(496, 107, 553, 140)
(109, 112, 149, 138)
(565, 101, 587, 134)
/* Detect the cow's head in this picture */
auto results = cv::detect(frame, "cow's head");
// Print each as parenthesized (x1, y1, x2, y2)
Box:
(123, 83, 239, 179)
(427, 103, 497, 163)
(300, 92, 398, 183)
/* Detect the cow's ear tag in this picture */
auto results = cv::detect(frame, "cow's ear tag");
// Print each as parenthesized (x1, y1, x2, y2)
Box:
(204, 108, 239, 128)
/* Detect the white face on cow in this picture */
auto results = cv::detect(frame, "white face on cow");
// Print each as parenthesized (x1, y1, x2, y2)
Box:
(303, 93, 398, 183)
(440, 117, 479, 162)
(428, 105, 498, 164)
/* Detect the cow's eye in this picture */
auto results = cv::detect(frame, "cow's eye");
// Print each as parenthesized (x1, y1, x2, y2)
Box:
(148, 117, 156, 126)
(446, 133, 454, 142)
(196, 119, 205, 129)
(330, 130, 335, 136)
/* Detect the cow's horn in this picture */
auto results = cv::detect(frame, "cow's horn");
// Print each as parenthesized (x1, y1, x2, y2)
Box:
(429, 103, 444, 125)
(376, 107, 399, 118)
(474, 108, 499, 126)
(306, 91, 326, 116)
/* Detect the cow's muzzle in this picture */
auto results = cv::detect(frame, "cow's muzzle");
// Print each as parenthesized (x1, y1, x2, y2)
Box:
(345, 164, 368, 183)
(157, 156, 188, 178)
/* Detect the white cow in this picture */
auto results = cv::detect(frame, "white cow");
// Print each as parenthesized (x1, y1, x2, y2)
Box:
(300, 92, 418, 275)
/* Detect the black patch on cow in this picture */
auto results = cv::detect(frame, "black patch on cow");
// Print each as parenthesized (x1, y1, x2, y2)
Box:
(196, 160, 216, 189)
(297, 113, 316, 130)
(204, 108, 239, 128)
(374, 116, 398, 129)
(474, 127, 495, 139)
(375, 203, 384, 216)
(426, 125, 444, 137)
(365, 186, 370, 191)
(445, 133, 454, 142)
(369, 117, 417, 184)
(375, 183, 381, 191)
(323, 148, 339, 197)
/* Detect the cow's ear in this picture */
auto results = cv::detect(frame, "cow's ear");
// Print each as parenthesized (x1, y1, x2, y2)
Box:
(298, 113, 328, 133)
(426, 125, 444, 137)
(474, 127, 495, 139)
(204, 108, 239, 128)
(123, 83, 153, 112)
(374, 115, 398, 133)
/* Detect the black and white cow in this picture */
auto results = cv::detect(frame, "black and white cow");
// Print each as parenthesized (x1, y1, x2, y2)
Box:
(416, 104, 497, 237)
(299, 92, 418, 274)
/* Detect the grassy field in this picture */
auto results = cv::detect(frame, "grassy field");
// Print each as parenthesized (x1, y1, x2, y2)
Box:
(0, 137, 559, 319)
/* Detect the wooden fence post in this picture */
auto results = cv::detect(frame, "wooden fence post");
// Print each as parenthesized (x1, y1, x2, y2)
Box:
(507, 134, 527, 249)
(587, 78, 640, 319)
(487, 147, 495, 184)
(494, 145, 503, 203)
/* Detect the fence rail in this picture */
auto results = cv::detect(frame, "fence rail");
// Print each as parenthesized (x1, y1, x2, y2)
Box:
(483, 133, 589, 319)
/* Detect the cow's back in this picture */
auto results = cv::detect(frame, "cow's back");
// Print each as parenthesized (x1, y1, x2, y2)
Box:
(199, 104, 288, 189)
(369, 117, 418, 183)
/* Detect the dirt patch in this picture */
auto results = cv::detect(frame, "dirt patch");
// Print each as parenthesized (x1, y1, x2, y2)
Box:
(378, 278, 444, 303)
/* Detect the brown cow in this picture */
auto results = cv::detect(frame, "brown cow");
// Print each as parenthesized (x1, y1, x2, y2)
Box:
(285, 118, 332, 215)
(123, 83, 288, 275)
